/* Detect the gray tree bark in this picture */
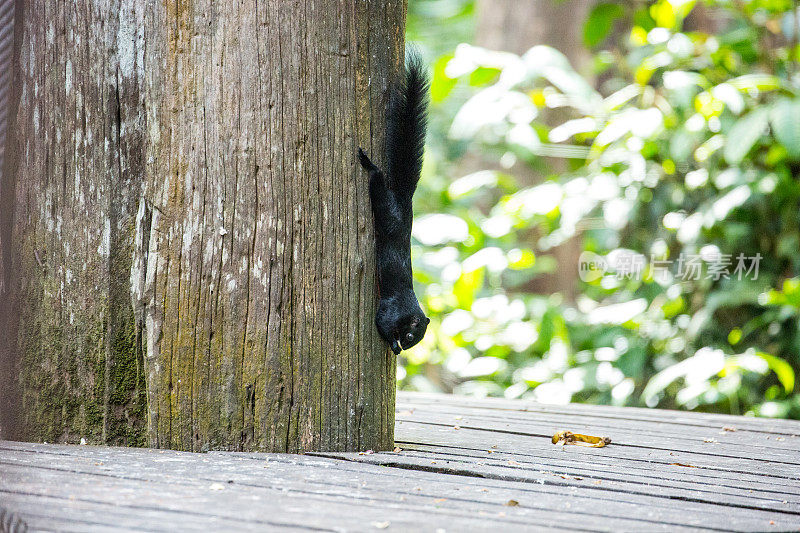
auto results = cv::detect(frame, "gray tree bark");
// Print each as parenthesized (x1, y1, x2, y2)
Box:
(1, 0, 404, 452)
(0, 0, 19, 442)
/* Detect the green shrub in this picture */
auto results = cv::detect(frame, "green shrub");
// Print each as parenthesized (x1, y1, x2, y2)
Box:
(405, 0, 800, 418)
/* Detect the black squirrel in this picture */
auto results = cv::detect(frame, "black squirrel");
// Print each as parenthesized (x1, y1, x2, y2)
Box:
(358, 52, 430, 355)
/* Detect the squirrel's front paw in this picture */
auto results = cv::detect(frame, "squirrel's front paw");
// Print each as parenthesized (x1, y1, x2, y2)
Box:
(390, 340, 402, 354)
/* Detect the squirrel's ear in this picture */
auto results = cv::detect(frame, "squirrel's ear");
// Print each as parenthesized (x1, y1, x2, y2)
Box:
(425, 317, 431, 325)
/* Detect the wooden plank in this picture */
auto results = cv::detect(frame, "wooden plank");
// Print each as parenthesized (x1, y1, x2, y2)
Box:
(7, 438, 795, 499)
(0, 504, 28, 533)
(392, 443, 800, 496)
(317, 447, 799, 511)
(395, 422, 797, 480)
(399, 397, 800, 447)
(1, 439, 796, 532)
(398, 394, 800, 450)
(0, 495, 211, 533)
(398, 392, 800, 434)
(2, 392, 800, 531)
(396, 409, 800, 462)
(0, 446, 706, 532)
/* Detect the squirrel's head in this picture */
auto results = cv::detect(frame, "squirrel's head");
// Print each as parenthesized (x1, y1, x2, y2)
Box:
(391, 313, 430, 355)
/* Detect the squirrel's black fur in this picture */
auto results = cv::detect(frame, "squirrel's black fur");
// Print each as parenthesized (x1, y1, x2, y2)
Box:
(358, 52, 430, 355)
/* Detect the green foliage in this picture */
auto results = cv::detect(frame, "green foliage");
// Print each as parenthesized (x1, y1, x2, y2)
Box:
(403, 0, 800, 418)
(584, 3, 625, 47)
(770, 98, 800, 158)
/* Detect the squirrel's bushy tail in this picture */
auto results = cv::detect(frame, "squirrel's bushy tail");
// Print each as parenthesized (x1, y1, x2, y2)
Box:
(386, 50, 429, 197)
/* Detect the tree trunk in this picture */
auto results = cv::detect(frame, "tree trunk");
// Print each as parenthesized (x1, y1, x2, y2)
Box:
(0, 0, 18, 441)
(1, 0, 404, 453)
(476, 0, 593, 64)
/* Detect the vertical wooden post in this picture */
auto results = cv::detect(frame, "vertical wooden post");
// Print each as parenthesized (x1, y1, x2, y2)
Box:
(0, 0, 19, 441)
(2, 0, 405, 452)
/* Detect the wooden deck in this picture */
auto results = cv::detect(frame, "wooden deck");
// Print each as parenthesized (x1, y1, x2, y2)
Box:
(2, 392, 799, 532)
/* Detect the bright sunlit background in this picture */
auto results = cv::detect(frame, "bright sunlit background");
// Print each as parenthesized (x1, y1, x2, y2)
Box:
(402, 0, 800, 419)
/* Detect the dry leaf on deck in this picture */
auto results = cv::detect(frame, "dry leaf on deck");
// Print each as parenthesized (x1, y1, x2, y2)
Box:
(552, 431, 611, 448)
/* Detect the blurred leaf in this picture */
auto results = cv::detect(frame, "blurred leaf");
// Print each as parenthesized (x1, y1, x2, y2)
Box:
(453, 268, 484, 309)
(765, 278, 800, 307)
(460, 356, 506, 377)
(508, 249, 536, 270)
(756, 352, 795, 393)
(650, 0, 677, 28)
(584, 3, 626, 47)
(431, 54, 457, 102)
(727, 74, 781, 91)
(769, 99, 800, 159)
(711, 83, 745, 114)
(633, 6, 656, 31)
(522, 46, 602, 110)
(723, 109, 769, 164)
(643, 348, 724, 406)
(469, 66, 501, 86)
(448, 170, 499, 198)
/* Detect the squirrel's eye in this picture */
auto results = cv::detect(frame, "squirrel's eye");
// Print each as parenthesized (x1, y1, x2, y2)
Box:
(406, 333, 414, 342)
